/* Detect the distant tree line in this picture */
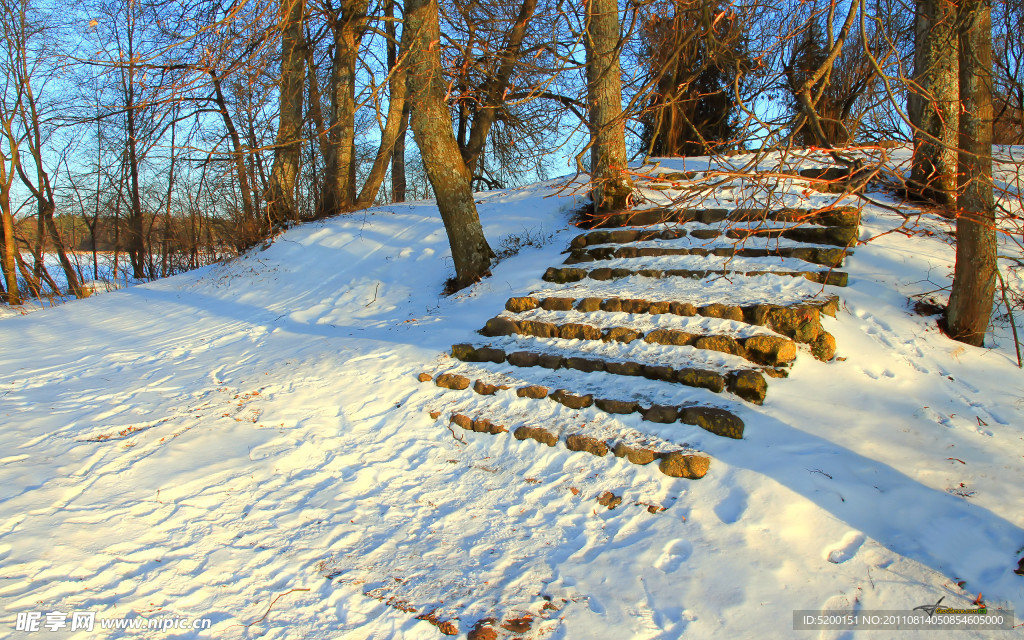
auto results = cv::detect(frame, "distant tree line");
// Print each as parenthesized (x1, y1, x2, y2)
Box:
(0, 0, 1019, 346)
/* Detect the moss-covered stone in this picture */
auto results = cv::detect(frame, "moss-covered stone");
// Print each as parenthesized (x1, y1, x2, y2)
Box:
(645, 329, 696, 346)
(642, 404, 678, 423)
(507, 351, 540, 367)
(550, 389, 594, 409)
(595, 398, 639, 414)
(648, 301, 671, 314)
(689, 229, 720, 240)
(451, 343, 477, 361)
(676, 368, 726, 393)
(679, 406, 745, 438)
(642, 364, 676, 381)
(811, 331, 837, 361)
(613, 442, 658, 465)
(519, 320, 558, 338)
(542, 267, 587, 283)
(480, 316, 519, 337)
(538, 354, 564, 369)
(517, 385, 549, 399)
(565, 434, 609, 457)
(475, 347, 506, 364)
(589, 268, 614, 281)
(473, 379, 505, 396)
(505, 296, 539, 312)
(694, 335, 746, 357)
(575, 297, 603, 312)
(600, 297, 622, 312)
(559, 323, 602, 341)
(658, 452, 711, 479)
(766, 306, 822, 343)
(435, 373, 470, 390)
(565, 357, 604, 373)
(605, 361, 644, 376)
(513, 426, 557, 447)
(619, 299, 651, 314)
(743, 335, 797, 365)
(729, 370, 767, 404)
(699, 303, 745, 321)
(451, 414, 474, 430)
(540, 297, 575, 311)
(669, 301, 698, 316)
(603, 327, 643, 343)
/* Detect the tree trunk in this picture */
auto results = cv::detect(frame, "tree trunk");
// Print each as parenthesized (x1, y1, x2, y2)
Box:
(910, 0, 959, 205)
(125, 64, 146, 280)
(321, 0, 370, 217)
(0, 187, 19, 305)
(393, 103, 410, 202)
(584, 0, 631, 213)
(946, 0, 996, 346)
(356, 59, 408, 207)
(266, 0, 306, 227)
(404, 0, 493, 290)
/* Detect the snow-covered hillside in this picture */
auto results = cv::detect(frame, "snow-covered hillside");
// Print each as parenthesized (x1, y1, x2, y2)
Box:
(1, 151, 1022, 639)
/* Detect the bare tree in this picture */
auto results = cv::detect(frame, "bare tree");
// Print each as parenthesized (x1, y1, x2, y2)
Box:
(585, 0, 631, 213)
(404, 0, 493, 290)
(946, 0, 996, 346)
(266, 0, 306, 227)
(909, 0, 958, 204)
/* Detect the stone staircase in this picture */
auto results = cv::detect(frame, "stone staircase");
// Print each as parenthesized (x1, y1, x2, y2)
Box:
(420, 178, 859, 485)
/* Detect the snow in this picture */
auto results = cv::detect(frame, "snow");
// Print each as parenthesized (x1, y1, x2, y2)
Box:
(2, 154, 1023, 639)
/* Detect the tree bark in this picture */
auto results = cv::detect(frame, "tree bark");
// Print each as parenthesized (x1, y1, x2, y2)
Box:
(404, 0, 493, 290)
(584, 0, 631, 213)
(392, 103, 410, 202)
(910, 0, 959, 205)
(0, 183, 19, 305)
(321, 0, 370, 217)
(266, 0, 306, 227)
(946, 0, 996, 346)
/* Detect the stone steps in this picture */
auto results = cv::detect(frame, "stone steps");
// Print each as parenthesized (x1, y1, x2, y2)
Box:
(431, 408, 712, 479)
(475, 313, 796, 367)
(416, 173, 859, 484)
(542, 265, 849, 287)
(596, 206, 860, 229)
(448, 340, 770, 404)
(634, 167, 854, 194)
(425, 370, 746, 440)
(565, 244, 846, 268)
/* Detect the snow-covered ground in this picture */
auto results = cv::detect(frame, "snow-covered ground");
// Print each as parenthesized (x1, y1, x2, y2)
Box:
(1, 151, 1023, 639)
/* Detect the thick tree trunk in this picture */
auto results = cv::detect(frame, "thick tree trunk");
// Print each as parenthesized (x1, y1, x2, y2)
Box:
(910, 0, 959, 205)
(322, 0, 369, 217)
(0, 190, 19, 305)
(404, 0, 493, 290)
(392, 103, 410, 202)
(946, 0, 996, 346)
(584, 0, 631, 213)
(266, 0, 306, 227)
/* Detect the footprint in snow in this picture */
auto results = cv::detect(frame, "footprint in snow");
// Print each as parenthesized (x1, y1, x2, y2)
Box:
(713, 487, 747, 524)
(825, 531, 865, 564)
(653, 539, 693, 574)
